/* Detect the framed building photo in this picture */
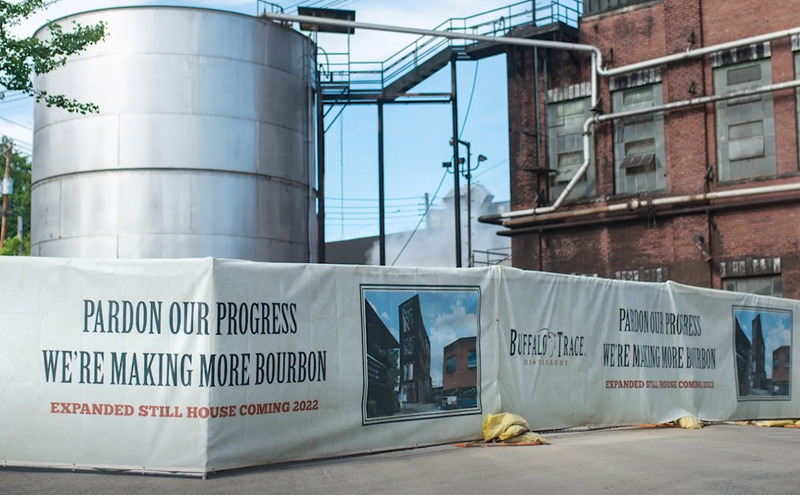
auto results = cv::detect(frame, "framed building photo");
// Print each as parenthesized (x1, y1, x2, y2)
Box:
(361, 285, 481, 424)
(733, 306, 792, 400)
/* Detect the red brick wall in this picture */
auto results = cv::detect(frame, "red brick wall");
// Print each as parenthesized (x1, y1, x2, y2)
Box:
(701, 0, 800, 46)
(506, 0, 800, 297)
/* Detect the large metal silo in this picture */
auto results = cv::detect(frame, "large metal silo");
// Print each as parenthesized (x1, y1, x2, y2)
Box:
(32, 7, 317, 261)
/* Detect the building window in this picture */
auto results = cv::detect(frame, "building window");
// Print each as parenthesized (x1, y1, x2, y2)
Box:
(612, 84, 666, 194)
(723, 275, 782, 297)
(403, 363, 414, 381)
(615, 266, 669, 282)
(714, 59, 776, 180)
(467, 350, 477, 368)
(547, 92, 595, 202)
(445, 355, 457, 374)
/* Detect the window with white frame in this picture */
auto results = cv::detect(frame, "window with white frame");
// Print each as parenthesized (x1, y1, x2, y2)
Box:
(547, 92, 595, 202)
(714, 59, 776, 180)
(613, 83, 666, 194)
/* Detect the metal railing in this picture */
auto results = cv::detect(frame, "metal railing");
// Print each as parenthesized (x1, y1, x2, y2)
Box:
(257, 0, 283, 15)
(317, 0, 583, 96)
(472, 247, 512, 266)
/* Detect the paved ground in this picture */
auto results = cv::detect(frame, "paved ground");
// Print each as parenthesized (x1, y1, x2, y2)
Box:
(3, 423, 800, 494)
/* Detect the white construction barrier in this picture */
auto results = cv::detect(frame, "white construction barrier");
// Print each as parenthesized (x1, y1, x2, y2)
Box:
(0, 257, 796, 474)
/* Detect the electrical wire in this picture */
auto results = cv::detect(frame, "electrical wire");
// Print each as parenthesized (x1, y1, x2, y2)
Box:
(339, 113, 344, 238)
(473, 157, 508, 178)
(327, 203, 423, 211)
(327, 195, 421, 201)
(459, 60, 480, 138)
(391, 169, 448, 266)
(283, 0, 330, 13)
(0, 94, 32, 104)
(0, 115, 32, 130)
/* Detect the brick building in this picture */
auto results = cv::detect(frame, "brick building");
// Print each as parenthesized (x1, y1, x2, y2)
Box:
(485, 0, 800, 298)
(772, 345, 791, 394)
(441, 337, 478, 400)
(398, 294, 433, 404)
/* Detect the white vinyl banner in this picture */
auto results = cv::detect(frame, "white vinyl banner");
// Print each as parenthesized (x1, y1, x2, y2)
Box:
(496, 269, 799, 427)
(0, 258, 797, 474)
(1, 258, 212, 473)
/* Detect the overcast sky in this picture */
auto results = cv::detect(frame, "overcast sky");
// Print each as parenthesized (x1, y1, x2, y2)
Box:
(2, 0, 518, 242)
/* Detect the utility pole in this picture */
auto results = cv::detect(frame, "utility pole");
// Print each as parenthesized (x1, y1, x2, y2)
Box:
(1, 140, 12, 249)
(17, 216, 23, 255)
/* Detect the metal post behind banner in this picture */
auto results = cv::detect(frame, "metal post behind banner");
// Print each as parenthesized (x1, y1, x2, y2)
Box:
(378, 101, 386, 266)
(450, 54, 462, 268)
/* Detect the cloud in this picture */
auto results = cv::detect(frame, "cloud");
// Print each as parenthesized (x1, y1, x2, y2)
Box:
(424, 295, 478, 383)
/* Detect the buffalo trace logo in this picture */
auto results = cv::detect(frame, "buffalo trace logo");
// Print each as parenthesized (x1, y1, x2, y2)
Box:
(509, 327, 585, 366)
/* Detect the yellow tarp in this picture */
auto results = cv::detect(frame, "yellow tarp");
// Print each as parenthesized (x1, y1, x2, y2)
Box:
(482, 413, 549, 444)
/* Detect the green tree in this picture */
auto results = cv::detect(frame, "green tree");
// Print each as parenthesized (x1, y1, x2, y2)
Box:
(1, 136, 31, 255)
(1, 0, 106, 113)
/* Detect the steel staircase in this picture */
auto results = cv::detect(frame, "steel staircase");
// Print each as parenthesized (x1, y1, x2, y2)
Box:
(317, 0, 583, 103)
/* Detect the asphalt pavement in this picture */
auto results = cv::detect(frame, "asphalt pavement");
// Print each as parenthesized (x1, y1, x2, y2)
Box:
(3, 423, 800, 494)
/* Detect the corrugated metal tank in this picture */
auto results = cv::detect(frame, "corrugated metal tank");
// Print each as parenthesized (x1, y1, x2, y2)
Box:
(32, 6, 317, 261)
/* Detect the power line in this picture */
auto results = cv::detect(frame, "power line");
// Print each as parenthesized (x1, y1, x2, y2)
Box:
(391, 169, 448, 266)
(0, 115, 32, 130)
(459, 61, 480, 138)
(473, 158, 508, 178)
(326, 200, 423, 208)
(327, 195, 422, 202)
(0, 94, 32, 104)
(326, 206, 424, 213)
(327, 213, 425, 221)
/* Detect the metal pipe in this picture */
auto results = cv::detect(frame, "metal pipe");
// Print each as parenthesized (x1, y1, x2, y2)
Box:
(263, 12, 602, 55)
(262, 13, 603, 152)
(267, 11, 800, 235)
(597, 26, 800, 77)
(590, 52, 599, 110)
(502, 182, 800, 228)
(480, 78, 800, 224)
(550, 116, 596, 210)
(540, 27, 800, 220)
(497, 193, 800, 236)
(596, 79, 800, 123)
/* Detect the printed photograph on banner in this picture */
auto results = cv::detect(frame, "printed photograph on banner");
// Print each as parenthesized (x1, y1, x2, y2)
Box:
(360, 285, 481, 424)
(733, 306, 792, 400)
